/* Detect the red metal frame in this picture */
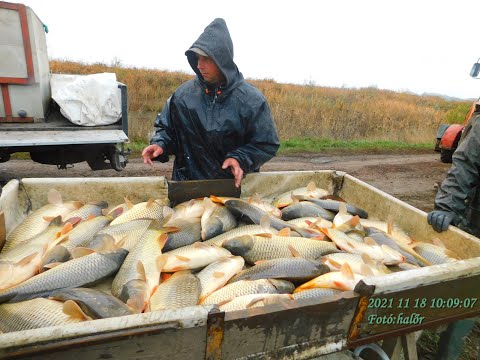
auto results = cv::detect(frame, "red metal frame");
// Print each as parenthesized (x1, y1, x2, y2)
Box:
(440, 124, 464, 150)
(0, 2, 36, 123)
(0, 2, 35, 85)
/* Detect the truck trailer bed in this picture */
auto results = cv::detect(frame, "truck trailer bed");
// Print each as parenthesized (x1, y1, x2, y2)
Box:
(0, 171, 478, 359)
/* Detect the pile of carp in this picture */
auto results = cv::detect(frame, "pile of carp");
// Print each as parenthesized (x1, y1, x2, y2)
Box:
(0, 182, 461, 333)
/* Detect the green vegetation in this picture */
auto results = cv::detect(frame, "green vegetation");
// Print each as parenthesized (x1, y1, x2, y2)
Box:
(279, 138, 432, 153)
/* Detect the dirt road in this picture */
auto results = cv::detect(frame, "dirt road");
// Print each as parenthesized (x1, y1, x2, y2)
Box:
(0, 150, 449, 212)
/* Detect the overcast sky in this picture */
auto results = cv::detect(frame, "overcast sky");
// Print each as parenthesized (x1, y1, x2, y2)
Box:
(20, 0, 480, 99)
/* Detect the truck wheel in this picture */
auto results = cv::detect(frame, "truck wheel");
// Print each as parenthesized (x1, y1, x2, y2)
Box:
(440, 148, 454, 163)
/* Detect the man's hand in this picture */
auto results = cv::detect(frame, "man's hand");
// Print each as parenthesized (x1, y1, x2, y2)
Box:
(427, 210, 459, 232)
(142, 144, 164, 166)
(222, 158, 243, 188)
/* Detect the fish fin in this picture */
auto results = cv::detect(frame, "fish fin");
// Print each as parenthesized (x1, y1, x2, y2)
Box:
(432, 237, 446, 248)
(156, 254, 168, 273)
(338, 202, 347, 214)
(146, 198, 156, 208)
(333, 280, 347, 290)
(86, 214, 96, 221)
(156, 254, 169, 271)
(288, 245, 301, 258)
(360, 263, 374, 277)
(110, 207, 124, 218)
(114, 235, 128, 250)
(307, 181, 317, 192)
(364, 237, 378, 246)
(327, 258, 342, 269)
(256, 233, 273, 238)
(47, 189, 63, 205)
(43, 215, 56, 223)
(42, 262, 63, 270)
(193, 242, 211, 250)
(124, 197, 134, 209)
(361, 253, 374, 266)
(386, 216, 394, 235)
(63, 300, 92, 321)
(136, 261, 147, 282)
(175, 255, 191, 262)
(161, 272, 172, 282)
(277, 228, 291, 237)
(213, 272, 225, 279)
(157, 233, 169, 250)
(311, 234, 326, 241)
(72, 201, 84, 210)
(95, 234, 117, 251)
(290, 195, 300, 205)
(254, 260, 267, 265)
(350, 215, 360, 227)
(246, 296, 265, 308)
(209, 195, 225, 204)
(60, 221, 75, 234)
(101, 208, 109, 216)
(71, 247, 96, 258)
(259, 215, 271, 230)
(127, 296, 145, 313)
(16, 252, 39, 266)
(340, 263, 354, 280)
(217, 298, 234, 307)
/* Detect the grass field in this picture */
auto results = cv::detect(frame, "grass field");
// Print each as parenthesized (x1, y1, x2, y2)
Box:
(50, 60, 472, 151)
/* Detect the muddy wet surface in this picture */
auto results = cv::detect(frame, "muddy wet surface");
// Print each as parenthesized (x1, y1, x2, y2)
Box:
(0, 151, 449, 212)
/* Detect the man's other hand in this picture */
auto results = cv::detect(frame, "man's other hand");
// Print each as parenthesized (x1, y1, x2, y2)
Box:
(222, 158, 244, 188)
(142, 144, 164, 166)
(427, 210, 459, 232)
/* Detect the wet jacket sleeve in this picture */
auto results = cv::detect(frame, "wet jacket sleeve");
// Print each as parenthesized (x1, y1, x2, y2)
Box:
(435, 113, 480, 220)
(225, 101, 280, 173)
(150, 96, 176, 163)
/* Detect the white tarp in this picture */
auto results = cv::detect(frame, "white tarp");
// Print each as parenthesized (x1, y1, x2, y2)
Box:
(50, 73, 122, 126)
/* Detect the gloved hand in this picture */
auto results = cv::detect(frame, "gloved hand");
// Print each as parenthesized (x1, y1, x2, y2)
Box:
(427, 210, 460, 232)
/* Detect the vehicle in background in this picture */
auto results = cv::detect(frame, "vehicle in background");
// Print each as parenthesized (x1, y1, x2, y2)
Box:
(434, 60, 480, 163)
(0, 2, 129, 171)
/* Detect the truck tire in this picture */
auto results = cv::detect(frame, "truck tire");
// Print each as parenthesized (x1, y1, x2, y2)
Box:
(440, 148, 454, 163)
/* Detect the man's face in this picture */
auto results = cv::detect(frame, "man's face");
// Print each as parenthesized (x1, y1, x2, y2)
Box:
(197, 54, 225, 86)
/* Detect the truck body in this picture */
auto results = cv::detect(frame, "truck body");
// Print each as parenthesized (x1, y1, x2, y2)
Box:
(0, 171, 478, 359)
(0, 2, 129, 171)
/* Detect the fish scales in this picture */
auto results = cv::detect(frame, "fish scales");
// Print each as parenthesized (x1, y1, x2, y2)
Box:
(223, 235, 339, 264)
(201, 279, 294, 305)
(148, 271, 200, 311)
(0, 298, 83, 332)
(0, 249, 128, 303)
(204, 225, 278, 247)
(228, 258, 329, 283)
(112, 227, 166, 298)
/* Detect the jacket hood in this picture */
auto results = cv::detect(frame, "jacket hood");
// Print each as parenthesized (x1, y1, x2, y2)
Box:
(186, 18, 243, 89)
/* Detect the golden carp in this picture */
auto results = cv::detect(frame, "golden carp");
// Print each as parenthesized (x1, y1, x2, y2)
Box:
(49, 288, 135, 319)
(197, 256, 245, 302)
(219, 293, 293, 312)
(148, 270, 200, 311)
(160, 242, 232, 272)
(110, 198, 170, 225)
(228, 257, 330, 283)
(0, 298, 86, 333)
(411, 239, 460, 265)
(222, 234, 339, 265)
(112, 223, 170, 311)
(201, 279, 294, 305)
(294, 263, 364, 292)
(0, 248, 128, 304)
(3, 189, 83, 252)
(272, 181, 329, 208)
(201, 198, 237, 240)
